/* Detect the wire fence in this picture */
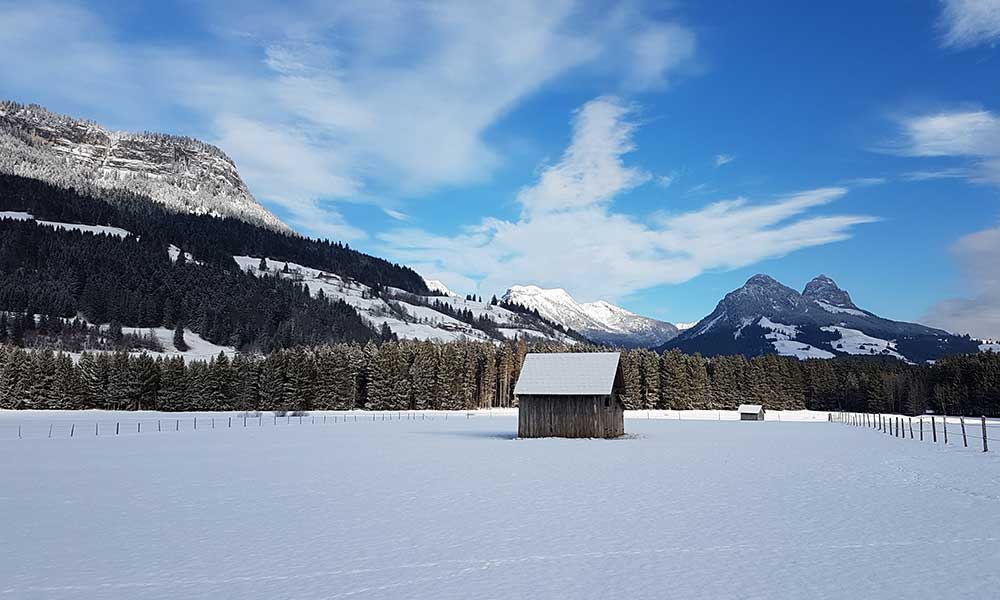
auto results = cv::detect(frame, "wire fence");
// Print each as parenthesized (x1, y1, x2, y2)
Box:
(0, 409, 485, 441)
(831, 410, 1000, 452)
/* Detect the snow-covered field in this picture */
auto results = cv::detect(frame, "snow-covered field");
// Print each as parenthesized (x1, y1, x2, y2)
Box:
(2, 411, 999, 599)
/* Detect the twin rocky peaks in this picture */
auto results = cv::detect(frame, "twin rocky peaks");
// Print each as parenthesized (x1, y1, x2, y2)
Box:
(664, 273, 976, 363)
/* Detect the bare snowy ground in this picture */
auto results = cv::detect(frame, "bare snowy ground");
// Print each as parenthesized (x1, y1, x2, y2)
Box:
(2, 412, 1000, 599)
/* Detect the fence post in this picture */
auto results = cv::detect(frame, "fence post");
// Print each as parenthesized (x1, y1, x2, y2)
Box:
(960, 417, 967, 447)
(229, 417, 232, 428)
(158, 419, 161, 432)
(920, 418, 923, 441)
(138, 422, 141, 433)
(943, 415, 948, 444)
(194, 417, 197, 430)
(18, 424, 21, 439)
(931, 416, 937, 442)
(176, 419, 179, 432)
(95, 422, 98, 436)
(212, 418, 215, 429)
(70, 423, 75, 437)
(48, 423, 52, 438)
(909, 417, 913, 439)
(982, 417, 989, 452)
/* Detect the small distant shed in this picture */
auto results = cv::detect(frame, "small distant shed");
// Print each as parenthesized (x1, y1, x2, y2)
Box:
(514, 352, 625, 438)
(738, 404, 765, 421)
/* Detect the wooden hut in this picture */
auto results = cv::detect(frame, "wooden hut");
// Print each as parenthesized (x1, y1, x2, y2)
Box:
(738, 404, 765, 421)
(515, 352, 625, 438)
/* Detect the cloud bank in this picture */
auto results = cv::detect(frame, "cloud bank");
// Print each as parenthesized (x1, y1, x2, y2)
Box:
(0, 0, 698, 239)
(889, 108, 1000, 186)
(938, 0, 1000, 48)
(925, 223, 1000, 339)
(380, 97, 877, 301)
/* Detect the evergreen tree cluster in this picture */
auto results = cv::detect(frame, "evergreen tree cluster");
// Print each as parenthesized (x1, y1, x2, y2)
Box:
(0, 173, 428, 294)
(0, 313, 163, 353)
(0, 218, 377, 352)
(2, 341, 999, 417)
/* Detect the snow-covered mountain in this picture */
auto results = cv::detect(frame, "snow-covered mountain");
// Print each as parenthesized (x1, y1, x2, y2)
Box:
(663, 274, 979, 363)
(235, 259, 576, 345)
(424, 279, 457, 297)
(0, 101, 289, 232)
(501, 285, 678, 348)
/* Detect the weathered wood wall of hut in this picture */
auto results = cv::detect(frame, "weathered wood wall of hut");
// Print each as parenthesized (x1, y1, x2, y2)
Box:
(517, 395, 625, 438)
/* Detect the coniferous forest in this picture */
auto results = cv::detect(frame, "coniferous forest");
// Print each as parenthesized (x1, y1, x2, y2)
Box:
(1, 341, 999, 417)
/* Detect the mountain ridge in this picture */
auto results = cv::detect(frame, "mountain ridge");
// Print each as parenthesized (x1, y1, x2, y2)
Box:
(663, 273, 977, 363)
(502, 285, 679, 348)
(0, 100, 289, 233)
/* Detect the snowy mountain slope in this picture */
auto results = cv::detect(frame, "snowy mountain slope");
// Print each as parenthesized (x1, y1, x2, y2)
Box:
(424, 279, 457, 297)
(0, 101, 289, 233)
(0, 210, 131, 238)
(235, 257, 575, 344)
(119, 326, 237, 362)
(663, 274, 979, 362)
(502, 285, 678, 348)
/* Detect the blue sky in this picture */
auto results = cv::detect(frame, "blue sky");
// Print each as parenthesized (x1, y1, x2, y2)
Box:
(2, 0, 1000, 336)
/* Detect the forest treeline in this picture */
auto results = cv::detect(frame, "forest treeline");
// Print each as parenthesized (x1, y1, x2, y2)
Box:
(1, 342, 998, 417)
(0, 173, 428, 294)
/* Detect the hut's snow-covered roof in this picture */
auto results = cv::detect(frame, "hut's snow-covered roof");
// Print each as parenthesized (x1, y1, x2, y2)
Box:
(514, 352, 620, 396)
(738, 404, 764, 414)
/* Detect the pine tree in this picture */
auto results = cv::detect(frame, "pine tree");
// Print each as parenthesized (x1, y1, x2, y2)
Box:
(660, 349, 690, 409)
(173, 322, 188, 352)
(258, 257, 268, 271)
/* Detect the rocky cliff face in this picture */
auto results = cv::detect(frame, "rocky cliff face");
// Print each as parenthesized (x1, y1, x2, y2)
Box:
(0, 101, 289, 232)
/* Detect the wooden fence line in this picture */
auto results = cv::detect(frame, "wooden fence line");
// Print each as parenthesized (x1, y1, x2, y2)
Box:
(832, 410, 992, 453)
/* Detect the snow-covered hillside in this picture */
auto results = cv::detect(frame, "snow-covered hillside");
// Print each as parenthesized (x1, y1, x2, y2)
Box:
(424, 279, 457, 297)
(119, 326, 236, 361)
(0, 210, 130, 238)
(0, 101, 289, 232)
(502, 285, 678, 348)
(236, 257, 575, 344)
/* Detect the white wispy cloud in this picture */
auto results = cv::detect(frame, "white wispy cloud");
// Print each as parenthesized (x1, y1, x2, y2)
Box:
(938, 0, 1000, 49)
(382, 208, 409, 221)
(0, 0, 699, 240)
(655, 174, 676, 188)
(379, 97, 877, 301)
(925, 223, 1000, 339)
(887, 108, 1000, 186)
(714, 154, 734, 167)
(841, 177, 888, 187)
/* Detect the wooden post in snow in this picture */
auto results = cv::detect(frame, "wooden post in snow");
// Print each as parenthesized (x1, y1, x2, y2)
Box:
(931, 416, 937, 443)
(982, 417, 989, 453)
(960, 416, 968, 447)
